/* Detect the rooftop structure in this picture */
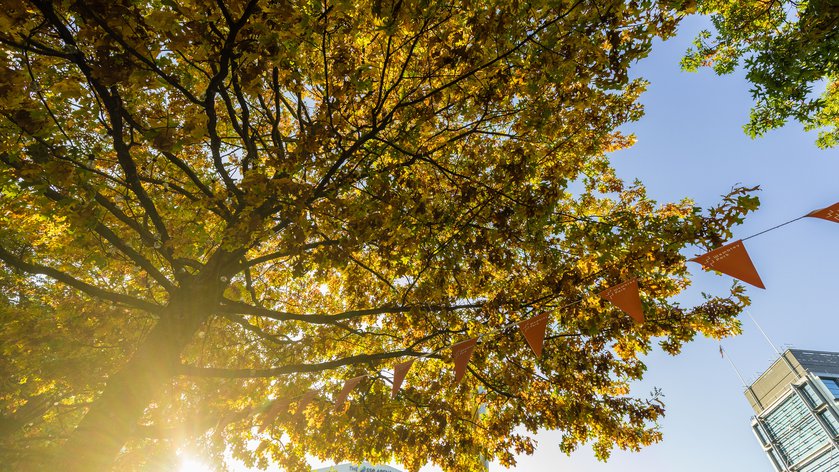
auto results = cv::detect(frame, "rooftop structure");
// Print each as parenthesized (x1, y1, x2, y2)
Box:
(746, 349, 839, 471)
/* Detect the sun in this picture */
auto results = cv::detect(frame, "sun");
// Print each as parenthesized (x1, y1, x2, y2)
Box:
(179, 456, 212, 472)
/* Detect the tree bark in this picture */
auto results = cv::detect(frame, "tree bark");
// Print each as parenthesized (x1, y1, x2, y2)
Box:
(56, 287, 214, 471)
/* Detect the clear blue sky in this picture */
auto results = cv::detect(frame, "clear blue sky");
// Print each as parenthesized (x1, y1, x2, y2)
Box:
(414, 13, 839, 472)
(241, 14, 839, 472)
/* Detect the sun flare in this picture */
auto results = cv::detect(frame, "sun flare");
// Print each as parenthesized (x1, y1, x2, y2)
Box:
(179, 456, 212, 472)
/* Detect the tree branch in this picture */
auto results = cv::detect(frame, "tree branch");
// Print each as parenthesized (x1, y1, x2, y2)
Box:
(178, 348, 438, 378)
(0, 245, 160, 313)
(243, 240, 339, 268)
(219, 298, 483, 324)
(393, 2, 585, 111)
(201, 0, 260, 202)
(73, 3, 203, 105)
(38, 195, 174, 290)
(31, 1, 175, 257)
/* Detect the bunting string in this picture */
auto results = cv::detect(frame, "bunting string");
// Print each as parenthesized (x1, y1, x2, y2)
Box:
(252, 202, 838, 427)
(741, 215, 806, 242)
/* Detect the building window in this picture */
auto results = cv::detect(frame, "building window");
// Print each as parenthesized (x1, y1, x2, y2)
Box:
(820, 410, 839, 437)
(754, 423, 770, 446)
(769, 449, 787, 470)
(819, 377, 839, 399)
(800, 449, 839, 472)
(762, 393, 830, 465)
(801, 383, 822, 407)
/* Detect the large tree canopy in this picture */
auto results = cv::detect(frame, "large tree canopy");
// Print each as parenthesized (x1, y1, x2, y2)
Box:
(684, 0, 839, 148)
(0, 1, 755, 471)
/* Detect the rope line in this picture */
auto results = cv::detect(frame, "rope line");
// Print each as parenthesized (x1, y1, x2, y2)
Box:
(254, 204, 831, 415)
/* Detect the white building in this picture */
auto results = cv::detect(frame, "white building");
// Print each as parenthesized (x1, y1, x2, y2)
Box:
(747, 349, 839, 471)
(313, 463, 404, 472)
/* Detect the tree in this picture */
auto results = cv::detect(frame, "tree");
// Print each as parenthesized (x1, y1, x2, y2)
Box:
(683, 0, 839, 148)
(0, 1, 755, 470)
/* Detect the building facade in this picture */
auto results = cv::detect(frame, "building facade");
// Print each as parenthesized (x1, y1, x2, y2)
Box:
(747, 350, 839, 471)
(313, 463, 404, 472)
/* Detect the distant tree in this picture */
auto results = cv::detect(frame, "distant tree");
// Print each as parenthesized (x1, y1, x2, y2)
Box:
(0, 1, 754, 471)
(683, 0, 839, 148)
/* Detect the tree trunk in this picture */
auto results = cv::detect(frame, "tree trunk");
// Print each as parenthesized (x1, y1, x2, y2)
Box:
(56, 288, 213, 471)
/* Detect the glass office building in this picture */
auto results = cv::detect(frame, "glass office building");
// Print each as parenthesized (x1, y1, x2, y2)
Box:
(747, 350, 839, 471)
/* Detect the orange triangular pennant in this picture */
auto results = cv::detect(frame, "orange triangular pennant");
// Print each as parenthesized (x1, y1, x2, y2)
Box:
(690, 240, 765, 289)
(807, 202, 839, 223)
(392, 360, 415, 398)
(334, 375, 366, 411)
(295, 390, 317, 415)
(518, 312, 550, 357)
(452, 337, 478, 383)
(258, 398, 290, 432)
(598, 279, 644, 323)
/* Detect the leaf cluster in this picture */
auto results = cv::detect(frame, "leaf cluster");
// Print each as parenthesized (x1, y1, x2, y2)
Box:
(683, 0, 839, 148)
